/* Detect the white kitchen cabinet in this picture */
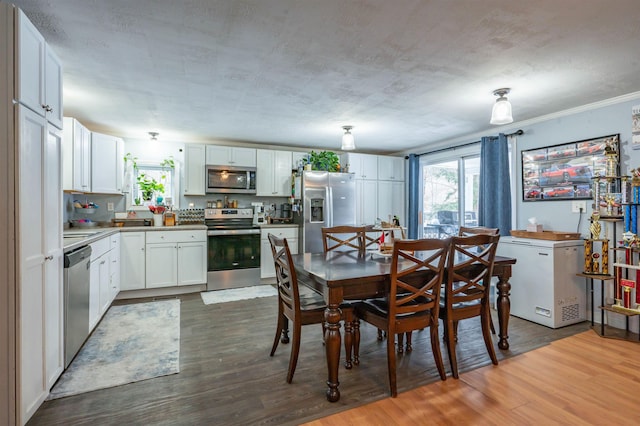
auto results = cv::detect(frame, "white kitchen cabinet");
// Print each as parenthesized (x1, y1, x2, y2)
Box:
(120, 232, 146, 290)
(177, 241, 207, 285)
(109, 233, 121, 302)
(18, 104, 64, 422)
(356, 179, 378, 226)
(378, 156, 405, 181)
(184, 144, 205, 195)
(205, 145, 256, 167)
(342, 153, 378, 180)
(89, 237, 110, 330)
(496, 238, 585, 328)
(145, 230, 207, 288)
(91, 131, 124, 194)
(146, 242, 179, 288)
(260, 227, 298, 279)
(63, 117, 91, 192)
(16, 9, 63, 129)
(256, 149, 292, 196)
(377, 180, 405, 225)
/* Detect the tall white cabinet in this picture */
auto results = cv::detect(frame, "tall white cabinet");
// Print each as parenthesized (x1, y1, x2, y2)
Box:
(7, 4, 65, 423)
(184, 144, 205, 195)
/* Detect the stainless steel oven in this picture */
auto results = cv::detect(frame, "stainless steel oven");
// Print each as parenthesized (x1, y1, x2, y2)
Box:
(206, 208, 261, 290)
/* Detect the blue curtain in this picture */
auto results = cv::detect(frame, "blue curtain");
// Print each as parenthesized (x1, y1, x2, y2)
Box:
(407, 154, 420, 239)
(478, 134, 512, 235)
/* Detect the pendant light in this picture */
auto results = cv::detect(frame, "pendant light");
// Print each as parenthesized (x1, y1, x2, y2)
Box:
(490, 88, 513, 125)
(341, 126, 355, 150)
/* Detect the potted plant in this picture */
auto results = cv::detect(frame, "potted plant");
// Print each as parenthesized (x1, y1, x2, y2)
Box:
(136, 173, 165, 202)
(305, 151, 341, 172)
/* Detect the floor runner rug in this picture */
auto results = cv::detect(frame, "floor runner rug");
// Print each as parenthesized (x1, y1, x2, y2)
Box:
(200, 285, 277, 305)
(48, 299, 180, 399)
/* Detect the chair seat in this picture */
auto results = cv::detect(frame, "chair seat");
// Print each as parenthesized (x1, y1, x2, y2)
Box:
(356, 298, 432, 319)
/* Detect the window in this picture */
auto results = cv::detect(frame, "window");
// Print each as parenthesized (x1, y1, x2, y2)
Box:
(126, 156, 179, 209)
(421, 156, 479, 238)
(418, 138, 515, 238)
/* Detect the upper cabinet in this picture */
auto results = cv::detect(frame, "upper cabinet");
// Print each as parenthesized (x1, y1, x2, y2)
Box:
(184, 144, 205, 195)
(205, 145, 256, 167)
(16, 9, 62, 129)
(63, 117, 91, 192)
(378, 156, 405, 181)
(342, 153, 378, 180)
(91, 131, 124, 194)
(256, 149, 292, 197)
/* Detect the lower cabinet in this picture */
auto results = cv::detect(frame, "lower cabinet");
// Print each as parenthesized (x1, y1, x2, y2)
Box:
(260, 227, 298, 279)
(145, 230, 207, 288)
(89, 236, 111, 331)
(120, 232, 146, 290)
(109, 233, 121, 300)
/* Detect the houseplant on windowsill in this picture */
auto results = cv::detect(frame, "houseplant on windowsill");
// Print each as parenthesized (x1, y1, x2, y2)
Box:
(136, 173, 165, 205)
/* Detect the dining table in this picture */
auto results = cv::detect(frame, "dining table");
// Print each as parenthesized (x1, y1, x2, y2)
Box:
(291, 250, 517, 402)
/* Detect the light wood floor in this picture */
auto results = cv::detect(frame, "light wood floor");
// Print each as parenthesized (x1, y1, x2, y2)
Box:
(304, 330, 640, 425)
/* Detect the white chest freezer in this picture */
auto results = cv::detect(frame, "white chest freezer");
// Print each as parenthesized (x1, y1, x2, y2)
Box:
(496, 236, 586, 328)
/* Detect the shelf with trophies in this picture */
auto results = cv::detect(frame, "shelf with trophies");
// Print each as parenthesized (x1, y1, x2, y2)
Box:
(581, 135, 640, 342)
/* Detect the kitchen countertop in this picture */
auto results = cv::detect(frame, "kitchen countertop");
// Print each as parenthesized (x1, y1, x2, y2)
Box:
(63, 224, 207, 253)
(259, 223, 298, 228)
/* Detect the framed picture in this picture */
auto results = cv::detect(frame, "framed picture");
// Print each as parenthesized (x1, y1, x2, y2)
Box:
(522, 134, 619, 202)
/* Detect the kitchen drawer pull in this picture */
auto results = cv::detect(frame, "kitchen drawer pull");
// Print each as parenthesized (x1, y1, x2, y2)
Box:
(44, 255, 53, 261)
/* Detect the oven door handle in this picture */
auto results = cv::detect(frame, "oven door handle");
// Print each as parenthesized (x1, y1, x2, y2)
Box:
(207, 229, 261, 236)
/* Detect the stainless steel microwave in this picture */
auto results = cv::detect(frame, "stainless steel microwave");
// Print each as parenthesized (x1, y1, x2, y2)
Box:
(206, 165, 256, 194)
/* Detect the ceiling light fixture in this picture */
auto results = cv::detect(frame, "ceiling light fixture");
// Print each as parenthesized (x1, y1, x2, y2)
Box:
(148, 131, 159, 141)
(490, 88, 513, 125)
(341, 125, 355, 150)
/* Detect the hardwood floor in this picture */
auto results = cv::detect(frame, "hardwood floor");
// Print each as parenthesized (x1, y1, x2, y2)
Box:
(304, 331, 640, 425)
(28, 291, 592, 426)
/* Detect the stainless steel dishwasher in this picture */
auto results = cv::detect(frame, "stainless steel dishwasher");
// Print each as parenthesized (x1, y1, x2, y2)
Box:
(64, 245, 92, 368)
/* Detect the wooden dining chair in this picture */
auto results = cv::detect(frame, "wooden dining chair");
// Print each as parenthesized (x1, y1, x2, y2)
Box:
(440, 234, 500, 379)
(268, 234, 356, 382)
(354, 238, 450, 397)
(322, 225, 367, 255)
(457, 226, 499, 334)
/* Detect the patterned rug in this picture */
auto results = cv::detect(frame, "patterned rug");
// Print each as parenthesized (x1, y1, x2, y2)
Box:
(48, 299, 180, 400)
(200, 285, 277, 305)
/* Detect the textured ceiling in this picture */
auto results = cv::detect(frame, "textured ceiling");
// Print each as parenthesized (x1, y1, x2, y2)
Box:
(11, 0, 640, 153)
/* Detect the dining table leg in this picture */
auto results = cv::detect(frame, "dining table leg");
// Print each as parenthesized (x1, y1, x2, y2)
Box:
(324, 303, 342, 402)
(495, 265, 512, 350)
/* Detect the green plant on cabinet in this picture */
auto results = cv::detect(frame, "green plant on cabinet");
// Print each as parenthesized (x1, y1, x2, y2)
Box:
(304, 151, 340, 172)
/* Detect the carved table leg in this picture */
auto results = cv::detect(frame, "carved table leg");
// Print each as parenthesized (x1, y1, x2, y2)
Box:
(343, 314, 353, 369)
(495, 267, 512, 350)
(324, 304, 342, 402)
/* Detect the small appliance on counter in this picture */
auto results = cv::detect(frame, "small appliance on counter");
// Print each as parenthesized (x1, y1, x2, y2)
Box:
(252, 202, 266, 226)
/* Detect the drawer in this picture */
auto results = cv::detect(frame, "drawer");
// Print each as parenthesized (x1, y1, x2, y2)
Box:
(145, 230, 206, 244)
(261, 227, 298, 240)
(90, 236, 111, 260)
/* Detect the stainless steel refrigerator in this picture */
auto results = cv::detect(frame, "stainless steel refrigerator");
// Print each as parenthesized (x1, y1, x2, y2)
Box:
(294, 171, 357, 253)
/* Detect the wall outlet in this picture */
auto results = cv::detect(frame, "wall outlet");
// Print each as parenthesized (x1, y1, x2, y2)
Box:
(571, 200, 586, 213)
(107, 202, 114, 211)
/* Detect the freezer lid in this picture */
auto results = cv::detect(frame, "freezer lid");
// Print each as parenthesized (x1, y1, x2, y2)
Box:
(499, 236, 584, 248)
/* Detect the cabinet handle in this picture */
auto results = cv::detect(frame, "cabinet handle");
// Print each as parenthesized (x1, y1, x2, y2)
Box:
(101, 260, 106, 265)
(141, 248, 145, 251)
(44, 255, 53, 261)
(538, 252, 549, 256)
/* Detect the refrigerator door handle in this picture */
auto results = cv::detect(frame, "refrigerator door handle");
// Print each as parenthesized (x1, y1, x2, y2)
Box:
(326, 186, 332, 227)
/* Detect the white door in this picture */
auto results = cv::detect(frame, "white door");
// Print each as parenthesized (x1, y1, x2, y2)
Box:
(18, 106, 48, 420)
(146, 243, 178, 288)
(43, 124, 63, 388)
(177, 241, 207, 285)
(120, 232, 146, 290)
